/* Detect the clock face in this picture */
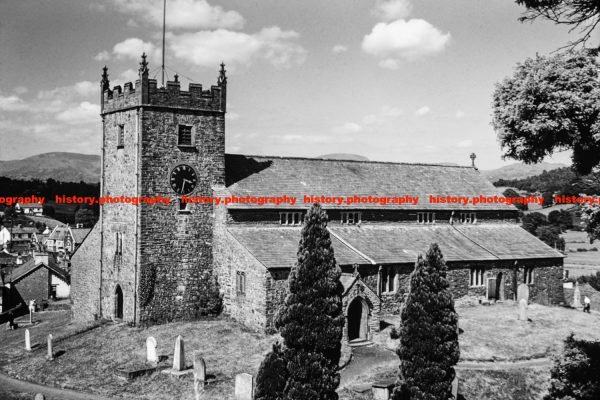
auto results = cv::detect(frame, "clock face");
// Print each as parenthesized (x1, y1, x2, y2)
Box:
(170, 164, 198, 195)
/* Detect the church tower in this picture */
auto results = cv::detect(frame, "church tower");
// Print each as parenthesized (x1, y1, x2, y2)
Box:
(96, 54, 226, 325)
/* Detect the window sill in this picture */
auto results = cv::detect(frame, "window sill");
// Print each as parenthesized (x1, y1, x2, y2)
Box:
(381, 291, 397, 295)
(177, 145, 197, 150)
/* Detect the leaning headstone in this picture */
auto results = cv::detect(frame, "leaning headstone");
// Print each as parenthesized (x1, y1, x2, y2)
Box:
(573, 282, 582, 308)
(173, 335, 185, 371)
(517, 283, 529, 304)
(46, 334, 54, 361)
(25, 329, 31, 351)
(235, 373, 255, 400)
(452, 376, 459, 399)
(34, 394, 45, 400)
(518, 298, 528, 321)
(146, 336, 158, 363)
(372, 379, 395, 400)
(193, 351, 207, 399)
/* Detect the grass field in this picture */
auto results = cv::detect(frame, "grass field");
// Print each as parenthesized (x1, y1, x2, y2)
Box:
(562, 230, 600, 278)
(1, 302, 599, 400)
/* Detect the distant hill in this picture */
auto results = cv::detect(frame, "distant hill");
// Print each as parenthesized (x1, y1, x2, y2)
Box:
(316, 153, 369, 161)
(493, 167, 600, 195)
(481, 162, 567, 182)
(0, 152, 100, 183)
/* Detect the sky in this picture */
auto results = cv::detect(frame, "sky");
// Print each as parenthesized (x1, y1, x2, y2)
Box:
(0, 0, 590, 169)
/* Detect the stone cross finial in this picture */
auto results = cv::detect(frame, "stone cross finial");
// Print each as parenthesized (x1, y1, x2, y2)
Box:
(470, 153, 477, 168)
(139, 53, 149, 75)
(174, 73, 179, 83)
(218, 62, 227, 85)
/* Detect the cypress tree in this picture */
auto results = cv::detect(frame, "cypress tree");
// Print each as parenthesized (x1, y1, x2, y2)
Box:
(393, 243, 460, 400)
(274, 203, 345, 400)
(255, 342, 288, 400)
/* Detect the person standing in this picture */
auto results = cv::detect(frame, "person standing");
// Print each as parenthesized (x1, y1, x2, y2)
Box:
(583, 296, 591, 313)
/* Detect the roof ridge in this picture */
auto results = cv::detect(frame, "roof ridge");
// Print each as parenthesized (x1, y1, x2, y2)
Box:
(225, 153, 476, 169)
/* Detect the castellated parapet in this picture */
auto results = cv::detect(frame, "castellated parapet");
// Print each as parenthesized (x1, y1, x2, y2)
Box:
(101, 53, 227, 114)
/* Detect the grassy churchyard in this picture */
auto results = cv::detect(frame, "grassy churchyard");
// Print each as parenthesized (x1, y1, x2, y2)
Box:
(563, 230, 600, 279)
(1, 302, 599, 400)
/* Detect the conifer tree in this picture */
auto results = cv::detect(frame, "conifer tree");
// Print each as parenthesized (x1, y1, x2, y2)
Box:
(274, 203, 345, 400)
(393, 243, 460, 400)
(255, 342, 288, 400)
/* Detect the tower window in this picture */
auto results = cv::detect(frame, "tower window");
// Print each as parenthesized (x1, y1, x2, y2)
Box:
(179, 198, 191, 213)
(178, 125, 193, 147)
(117, 125, 124, 148)
(115, 232, 123, 256)
(236, 271, 246, 295)
(470, 268, 484, 287)
(341, 212, 361, 224)
(381, 267, 397, 293)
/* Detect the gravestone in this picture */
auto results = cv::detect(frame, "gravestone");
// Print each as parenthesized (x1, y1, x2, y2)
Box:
(452, 376, 459, 399)
(517, 283, 529, 304)
(573, 282, 582, 308)
(486, 278, 497, 301)
(234, 373, 255, 400)
(146, 336, 158, 363)
(25, 329, 31, 351)
(173, 335, 185, 371)
(193, 351, 206, 399)
(34, 394, 45, 400)
(46, 334, 53, 361)
(535, 290, 549, 306)
(518, 298, 528, 321)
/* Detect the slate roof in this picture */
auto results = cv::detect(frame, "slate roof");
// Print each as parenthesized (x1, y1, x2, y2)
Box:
(227, 223, 563, 269)
(9, 257, 69, 284)
(71, 228, 91, 244)
(224, 154, 510, 210)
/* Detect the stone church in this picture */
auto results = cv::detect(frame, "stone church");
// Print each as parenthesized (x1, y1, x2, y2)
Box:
(71, 55, 564, 343)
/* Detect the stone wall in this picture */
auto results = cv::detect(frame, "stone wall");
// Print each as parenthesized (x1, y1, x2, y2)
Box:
(137, 107, 225, 324)
(100, 109, 139, 323)
(71, 223, 101, 322)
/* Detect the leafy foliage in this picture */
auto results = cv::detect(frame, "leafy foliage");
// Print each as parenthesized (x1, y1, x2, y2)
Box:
(522, 212, 549, 234)
(548, 210, 574, 231)
(581, 204, 600, 243)
(256, 342, 288, 400)
(492, 50, 600, 175)
(393, 244, 460, 400)
(544, 334, 600, 400)
(274, 203, 344, 400)
(503, 188, 528, 210)
(536, 225, 566, 250)
(576, 271, 600, 292)
(494, 167, 600, 195)
(542, 191, 555, 208)
(74, 208, 96, 227)
(516, 0, 600, 49)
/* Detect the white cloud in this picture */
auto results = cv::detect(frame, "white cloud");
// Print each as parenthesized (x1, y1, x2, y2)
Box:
(73, 81, 98, 97)
(415, 106, 430, 116)
(332, 122, 362, 134)
(381, 105, 403, 117)
(56, 102, 101, 125)
(0, 93, 28, 111)
(373, 0, 413, 21)
(169, 27, 306, 69)
(118, 69, 139, 83)
(332, 44, 348, 54)
(457, 139, 473, 148)
(113, 38, 157, 60)
(14, 86, 28, 95)
(94, 51, 110, 61)
(362, 19, 450, 65)
(455, 110, 466, 119)
(112, 0, 245, 30)
(362, 114, 384, 125)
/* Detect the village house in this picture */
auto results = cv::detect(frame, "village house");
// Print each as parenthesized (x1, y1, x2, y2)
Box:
(44, 225, 91, 255)
(8, 252, 70, 305)
(70, 57, 564, 344)
(15, 203, 43, 216)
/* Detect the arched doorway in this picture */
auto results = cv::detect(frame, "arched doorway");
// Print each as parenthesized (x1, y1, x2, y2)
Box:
(347, 297, 369, 341)
(115, 285, 123, 320)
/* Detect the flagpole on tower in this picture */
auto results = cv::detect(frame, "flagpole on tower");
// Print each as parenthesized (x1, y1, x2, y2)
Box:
(161, 0, 166, 87)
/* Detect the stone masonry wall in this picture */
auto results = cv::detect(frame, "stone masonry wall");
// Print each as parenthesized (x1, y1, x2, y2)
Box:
(101, 110, 139, 323)
(71, 223, 101, 322)
(138, 108, 225, 324)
